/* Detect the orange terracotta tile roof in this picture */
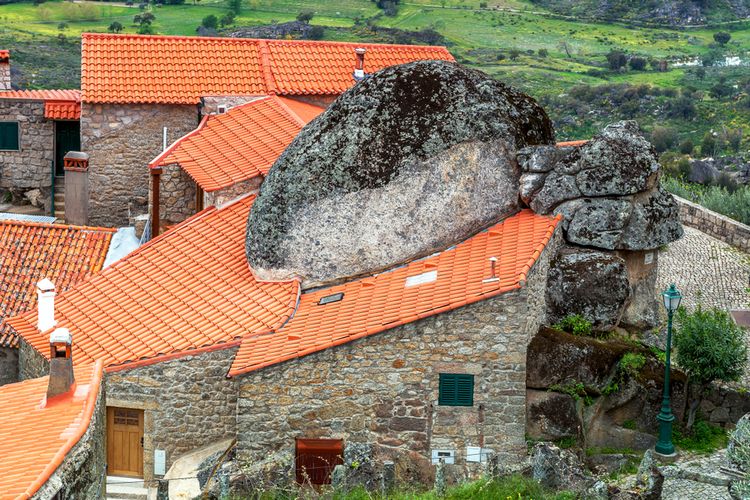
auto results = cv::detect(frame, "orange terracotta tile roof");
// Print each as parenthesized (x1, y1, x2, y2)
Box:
(150, 96, 324, 192)
(0, 221, 115, 348)
(227, 210, 561, 377)
(7, 195, 300, 370)
(81, 33, 454, 104)
(0, 360, 104, 500)
(0, 50, 9, 63)
(0, 89, 81, 120)
(556, 140, 588, 147)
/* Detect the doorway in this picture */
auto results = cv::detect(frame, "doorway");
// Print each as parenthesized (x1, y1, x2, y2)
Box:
(54, 121, 80, 177)
(295, 438, 344, 485)
(107, 407, 144, 477)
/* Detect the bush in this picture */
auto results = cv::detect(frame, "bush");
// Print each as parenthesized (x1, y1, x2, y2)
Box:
(619, 352, 646, 378)
(538, 48, 549, 58)
(553, 314, 593, 336)
(509, 48, 521, 61)
(674, 418, 727, 453)
(651, 126, 677, 153)
(701, 133, 717, 156)
(607, 50, 627, 70)
(296, 10, 314, 24)
(679, 139, 694, 155)
(629, 56, 647, 71)
(307, 25, 325, 40)
(220, 12, 235, 27)
(202, 14, 218, 29)
(713, 31, 731, 46)
(108, 21, 123, 33)
(675, 306, 747, 429)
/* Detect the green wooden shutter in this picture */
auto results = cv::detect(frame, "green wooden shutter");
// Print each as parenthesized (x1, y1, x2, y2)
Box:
(0, 122, 19, 150)
(439, 374, 474, 406)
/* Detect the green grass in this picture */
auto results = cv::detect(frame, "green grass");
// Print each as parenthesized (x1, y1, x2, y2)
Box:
(674, 419, 728, 454)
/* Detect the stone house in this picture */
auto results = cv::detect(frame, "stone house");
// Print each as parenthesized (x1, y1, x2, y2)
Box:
(79, 33, 454, 228)
(147, 95, 324, 232)
(0, 219, 115, 386)
(0, 348, 105, 500)
(8, 193, 562, 483)
(0, 52, 81, 216)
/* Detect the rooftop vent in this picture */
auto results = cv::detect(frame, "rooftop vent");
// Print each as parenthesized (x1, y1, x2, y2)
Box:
(36, 278, 57, 333)
(482, 257, 500, 283)
(319, 292, 344, 305)
(405, 270, 437, 288)
(47, 327, 74, 400)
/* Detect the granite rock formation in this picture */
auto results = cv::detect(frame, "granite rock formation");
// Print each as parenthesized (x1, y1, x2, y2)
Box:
(520, 121, 683, 330)
(246, 60, 553, 287)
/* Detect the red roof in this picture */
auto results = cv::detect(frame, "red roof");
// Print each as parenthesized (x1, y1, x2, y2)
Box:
(81, 33, 454, 104)
(150, 96, 324, 192)
(0, 361, 104, 500)
(0, 90, 81, 120)
(7, 196, 300, 370)
(0, 221, 115, 348)
(228, 210, 560, 376)
(0, 50, 9, 63)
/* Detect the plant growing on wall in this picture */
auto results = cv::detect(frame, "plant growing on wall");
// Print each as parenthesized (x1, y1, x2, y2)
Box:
(675, 306, 747, 431)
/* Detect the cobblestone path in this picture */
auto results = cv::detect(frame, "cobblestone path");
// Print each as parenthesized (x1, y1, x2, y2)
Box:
(658, 226, 750, 311)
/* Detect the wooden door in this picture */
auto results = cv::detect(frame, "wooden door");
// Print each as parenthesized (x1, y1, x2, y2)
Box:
(54, 120, 80, 177)
(107, 407, 144, 477)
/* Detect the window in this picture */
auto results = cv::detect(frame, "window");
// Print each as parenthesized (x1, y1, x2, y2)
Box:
(439, 373, 474, 406)
(295, 438, 344, 485)
(0, 121, 19, 150)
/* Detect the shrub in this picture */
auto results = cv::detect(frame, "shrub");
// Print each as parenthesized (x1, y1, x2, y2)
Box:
(619, 352, 646, 378)
(307, 25, 325, 40)
(553, 314, 593, 336)
(713, 31, 731, 46)
(296, 10, 314, 24)
(674, 418, 727, 453)
(108, 21, 123, 33)
(509, 48, 521, 61)
(202, 14, 218, 29)
(220, 12, 235, 27)
(607, 50, 627, 70)
(538, 48, 549, 58)
(629, 56, 647, 71)
(701, 133, 717, 156)
(675, 307, 747, 430)
(679, 139, 694, 155)
(651, 126, 677, 153)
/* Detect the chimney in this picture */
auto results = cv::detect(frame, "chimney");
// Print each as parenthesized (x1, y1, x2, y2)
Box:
(64, 151, 90, 225)
(0, 50, 9, 91)
(47, 328, 75, 399)
(37, 278, 57, 333)
(353, 48, 366, 81)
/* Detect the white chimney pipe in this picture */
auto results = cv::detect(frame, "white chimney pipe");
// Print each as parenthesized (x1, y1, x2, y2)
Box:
(36, 278, 57, 333)
(353, 48, 366, 81)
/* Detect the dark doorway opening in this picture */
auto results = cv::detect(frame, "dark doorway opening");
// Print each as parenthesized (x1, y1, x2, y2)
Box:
(295, 438, 344, 485)
(55, 121, 80, 177)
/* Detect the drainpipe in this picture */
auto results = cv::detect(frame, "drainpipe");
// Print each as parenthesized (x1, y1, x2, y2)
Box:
(151, 167, 161, 238)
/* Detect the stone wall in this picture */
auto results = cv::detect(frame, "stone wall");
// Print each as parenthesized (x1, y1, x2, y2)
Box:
(204, 176, 262, 208)
(106, 347, 240, 482)
(154, 163, 197, 230)
(18, 338, 48, 381)
(0, 346, 18, 386)
(236, 230, 559, 483)
(699, 385, 750, 428)
(81, 103, 198, 227)
(33, 377, 106, 499)
(0, 99, 54, 202)
(200, 95, 261, 115)
(675, 195, 750, 253)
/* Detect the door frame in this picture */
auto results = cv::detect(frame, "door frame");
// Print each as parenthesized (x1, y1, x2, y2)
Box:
(107, 406, 145, 478)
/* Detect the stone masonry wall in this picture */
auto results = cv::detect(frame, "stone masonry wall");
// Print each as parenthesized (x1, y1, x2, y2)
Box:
(106, 347, 239, 482)
(0, 346, 18, 386)
(204, 176, 262, 208)
(81, 103, 198, 227)
(236, 230, 559, 483)
(18, 338, 48, 381)
(33, 378, 106, 499)
(675, 195, 750, 253)
(0, 99, 54, 194)
(154, 163, 196, 230)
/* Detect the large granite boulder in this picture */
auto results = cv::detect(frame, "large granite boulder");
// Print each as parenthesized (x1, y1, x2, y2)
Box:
(546, 246, 630, 330)
(246, 61, 554, 287)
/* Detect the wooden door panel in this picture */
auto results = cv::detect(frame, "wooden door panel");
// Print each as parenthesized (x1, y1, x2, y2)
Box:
(107, 407, 144, 477)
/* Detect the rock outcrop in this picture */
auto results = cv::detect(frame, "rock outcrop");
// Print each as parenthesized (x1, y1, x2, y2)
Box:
(519, 121, 683, 330)
(246, 60, 554, 287)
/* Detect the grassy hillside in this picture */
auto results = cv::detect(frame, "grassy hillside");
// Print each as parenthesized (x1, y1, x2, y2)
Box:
(0, 0, 748, 152)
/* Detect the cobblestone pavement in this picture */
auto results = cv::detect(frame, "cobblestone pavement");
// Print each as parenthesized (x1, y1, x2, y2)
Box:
(658, 226, 750, 311)
(660, 450, 734, 500)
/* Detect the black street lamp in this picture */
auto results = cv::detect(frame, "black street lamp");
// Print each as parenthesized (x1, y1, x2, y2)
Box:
(655, 283, 682, 457)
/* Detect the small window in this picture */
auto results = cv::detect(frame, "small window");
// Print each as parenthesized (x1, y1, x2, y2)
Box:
(295, 438, 343, 485)
(318, 292, 344, 305)
(439, 373, 474, 406)
(0, 121, 19, 150)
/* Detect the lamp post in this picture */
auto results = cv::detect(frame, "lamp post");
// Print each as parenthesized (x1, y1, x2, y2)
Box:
(655, 283, 682, 456)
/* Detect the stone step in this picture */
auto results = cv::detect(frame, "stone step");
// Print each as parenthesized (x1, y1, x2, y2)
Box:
(105, 483, 149, 500)
(54, 203, 65, 212)
(54, 193, 65, 202)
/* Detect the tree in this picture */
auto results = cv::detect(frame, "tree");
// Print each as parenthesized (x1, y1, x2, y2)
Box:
(675, 307, 747, 430)
(296, 10, 314, 24)
(220, 12, 235, 27)
(695, 67, 706, 80)
(108, 21, 123, 33)
(134, 12, 154, 25)
(651, 126, 677, 153)
(557, 40, 572, 58)
(667, 95, 697, 120)
(606, 50, 627, 70)
(202, 14, 218, 29)
(713, 31, 731, 46)
(226, 0, 241, 15)
(138, 23, 154, 35)
(629, 56, 647, 71)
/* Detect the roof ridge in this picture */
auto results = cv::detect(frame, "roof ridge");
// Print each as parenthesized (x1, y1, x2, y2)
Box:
(150, 114, 212, 168)
(272, 95, 307, 128)
(257, 39, 277, 94)
(0, 219, 117, 233)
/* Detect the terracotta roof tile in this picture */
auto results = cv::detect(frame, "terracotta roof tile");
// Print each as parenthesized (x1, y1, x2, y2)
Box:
(150, 96, 324, 192)
(0, 50, 9, 63)
(7, 196, 300, 369)
(81, 33, 454, 104)
(44, 101, 81, 120)
(0, 361, 104, 500)
(0, 90, 81, 120)
(0, 221, 115, 348)
(227, 210, 561, 376)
